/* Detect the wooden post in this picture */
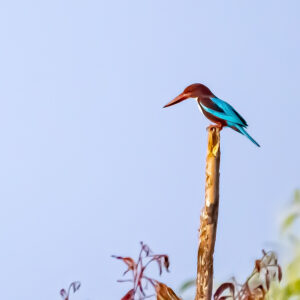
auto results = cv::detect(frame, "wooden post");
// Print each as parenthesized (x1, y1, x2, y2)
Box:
(195, 127, 221, 300)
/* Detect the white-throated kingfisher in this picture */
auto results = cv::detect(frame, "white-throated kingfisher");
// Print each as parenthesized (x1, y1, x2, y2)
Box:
(163, 83, 260, 147)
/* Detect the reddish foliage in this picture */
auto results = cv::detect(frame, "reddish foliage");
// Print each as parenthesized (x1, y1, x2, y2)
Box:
(156, 282, 181, 300)
(60, 281, 81, 300)
(112, 256, 137, 275)
(214, 251, 282, 300)
(113, 242, 170, 300)
(278, 265, 282, 282)
(121, 289, 135, 300)
(214, 282, 235, 300)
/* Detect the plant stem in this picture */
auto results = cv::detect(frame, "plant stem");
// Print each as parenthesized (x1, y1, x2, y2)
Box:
(195, 127, 221, 300)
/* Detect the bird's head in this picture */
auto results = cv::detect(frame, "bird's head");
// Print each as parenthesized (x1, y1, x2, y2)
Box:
(163, 83, 214, 108)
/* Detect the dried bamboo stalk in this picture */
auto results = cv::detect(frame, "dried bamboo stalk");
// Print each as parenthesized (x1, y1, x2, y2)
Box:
(195, 127, 221, 300)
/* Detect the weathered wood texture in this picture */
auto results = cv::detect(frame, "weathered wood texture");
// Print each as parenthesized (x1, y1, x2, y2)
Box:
(195, 127, 221, 300)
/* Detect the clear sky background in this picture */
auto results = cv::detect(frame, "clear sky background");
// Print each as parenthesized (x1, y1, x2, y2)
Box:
(0, 1, 299, 299)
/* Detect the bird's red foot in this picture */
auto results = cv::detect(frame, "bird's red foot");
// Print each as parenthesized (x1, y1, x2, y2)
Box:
(206, 123, 224, 131)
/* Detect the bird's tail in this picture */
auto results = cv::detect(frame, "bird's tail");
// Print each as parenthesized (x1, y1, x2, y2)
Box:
(234, 124, 260, 147)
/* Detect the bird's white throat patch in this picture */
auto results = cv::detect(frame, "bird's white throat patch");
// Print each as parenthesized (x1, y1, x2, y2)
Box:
(195, 98, 204, 114)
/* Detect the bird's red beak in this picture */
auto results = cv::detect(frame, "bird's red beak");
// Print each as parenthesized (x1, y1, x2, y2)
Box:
(163, 92, 192, 108)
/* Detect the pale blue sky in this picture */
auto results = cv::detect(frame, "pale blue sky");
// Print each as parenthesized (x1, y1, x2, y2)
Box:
(0, 1, 299, 299)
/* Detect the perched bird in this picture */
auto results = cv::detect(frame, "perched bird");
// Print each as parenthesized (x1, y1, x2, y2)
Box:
(163, 83, 260, 147)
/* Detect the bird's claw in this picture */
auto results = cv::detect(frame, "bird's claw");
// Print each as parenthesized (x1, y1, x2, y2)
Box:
(206, 124, 223, 131)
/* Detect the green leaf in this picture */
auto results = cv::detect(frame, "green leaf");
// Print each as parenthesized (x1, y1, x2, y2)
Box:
(294, 190, 300, 203)
(286, 253, 300, 282)
(281, 213, 298, 232)
(179, 279, 196, 293)
(283, 279, 300, 296)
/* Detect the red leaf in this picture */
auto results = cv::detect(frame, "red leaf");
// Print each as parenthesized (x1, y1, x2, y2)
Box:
(60, 289, 67, 299)
(70, 281, 81, 293)
(152, 255, 170, 275)
(121, 289, 135, 300)
(278, 265, 282, 281)
(214, 282, 235, 300)
(156, 259, 163, 275)
(266, 269, 270, 290)
(140, 242, 152, 256)
(255, 259, 261, 272)
(113, 243, 170, 299)
(155, 282, 181, 300)
(112, 256, 137, 275)
(163, 255, 170, 272)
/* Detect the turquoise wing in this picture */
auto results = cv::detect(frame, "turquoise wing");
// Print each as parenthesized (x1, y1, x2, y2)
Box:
(200, 97, 248, 127)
